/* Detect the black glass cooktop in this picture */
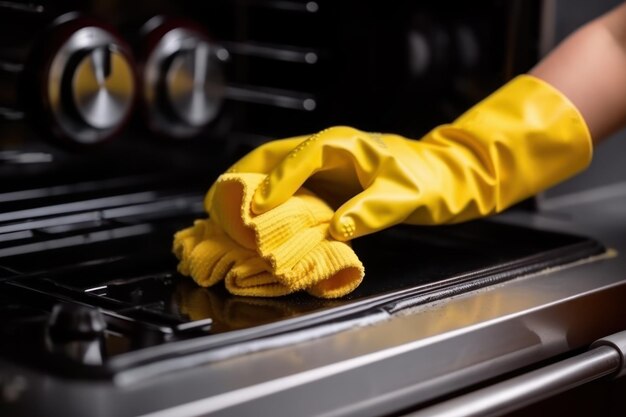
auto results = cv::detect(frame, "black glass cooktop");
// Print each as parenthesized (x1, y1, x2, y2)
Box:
(0, 174, 605, 378)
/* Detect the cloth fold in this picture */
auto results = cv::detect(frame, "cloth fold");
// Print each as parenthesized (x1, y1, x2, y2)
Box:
(173, 173, 365, 298)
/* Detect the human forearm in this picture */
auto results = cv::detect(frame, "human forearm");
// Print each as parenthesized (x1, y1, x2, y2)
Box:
(530, 2, 626, 144)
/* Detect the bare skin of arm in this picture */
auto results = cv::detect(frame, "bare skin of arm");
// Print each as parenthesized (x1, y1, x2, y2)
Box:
(530, 2, 626, 144)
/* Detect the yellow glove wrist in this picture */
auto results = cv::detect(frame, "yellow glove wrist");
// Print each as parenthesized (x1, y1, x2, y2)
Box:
(214, 74, 592, 241)
(403, 74, 593, 224)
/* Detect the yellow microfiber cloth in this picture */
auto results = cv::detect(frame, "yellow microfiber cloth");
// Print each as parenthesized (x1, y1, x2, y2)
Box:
(173, 173, 365, 298)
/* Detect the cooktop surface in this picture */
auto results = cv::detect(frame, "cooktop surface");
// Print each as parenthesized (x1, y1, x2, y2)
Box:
(0, 172, 605, 378)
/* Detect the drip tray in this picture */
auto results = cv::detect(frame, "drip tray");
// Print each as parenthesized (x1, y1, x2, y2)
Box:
(0, 216, 605, 378)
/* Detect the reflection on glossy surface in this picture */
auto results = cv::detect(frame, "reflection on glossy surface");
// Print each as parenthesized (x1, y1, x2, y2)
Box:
(1, 217, 604, 365)
(174, 280, 342, 333)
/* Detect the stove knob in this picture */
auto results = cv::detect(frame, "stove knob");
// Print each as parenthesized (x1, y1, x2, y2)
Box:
(140, 17, 226, 138)
(69, 45, 134, 131)
(45, 303, 106, 365)
(29, 15, 137, 147)
(47, 303, 106, 341)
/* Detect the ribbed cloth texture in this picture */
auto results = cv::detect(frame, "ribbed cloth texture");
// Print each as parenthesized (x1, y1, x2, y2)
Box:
(173, 173, 365, 298)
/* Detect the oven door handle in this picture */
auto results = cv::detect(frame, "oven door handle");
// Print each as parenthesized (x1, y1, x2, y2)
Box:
(405, 330, 626, 417)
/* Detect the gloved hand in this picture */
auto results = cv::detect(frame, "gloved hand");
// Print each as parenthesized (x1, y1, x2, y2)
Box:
(216, 75, 593, 241)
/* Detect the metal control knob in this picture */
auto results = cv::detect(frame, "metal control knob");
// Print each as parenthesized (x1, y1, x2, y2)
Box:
(45, 303, 106, 365)
(70, 45, 134, 131)
(47, 303, 106, 341)
(141, 17, 225, 138)
(30, 15, 137, 146)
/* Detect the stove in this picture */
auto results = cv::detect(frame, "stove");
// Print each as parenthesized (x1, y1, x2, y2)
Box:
(0, 166, 616, 416)
(0, 176, 604, 378)
(2, 1, 626, 416)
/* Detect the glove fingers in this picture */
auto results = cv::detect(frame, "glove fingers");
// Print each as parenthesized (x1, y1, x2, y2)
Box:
(253, 126, 381, 214)
(330, 178, 418, 241)
(228, 137, 307, 174)
(206, 137, 307, 213)
(251, 132, 330, 213)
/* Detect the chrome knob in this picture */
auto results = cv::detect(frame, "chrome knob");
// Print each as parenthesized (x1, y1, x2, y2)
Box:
(71, 45, 134, 130)
(142, 18, 225, 138)
(45, 303, 106, 365)
(36, 16, 136, 146)
(166, 41, 222, 127)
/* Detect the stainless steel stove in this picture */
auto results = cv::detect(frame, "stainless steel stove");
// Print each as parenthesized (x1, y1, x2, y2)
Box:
(1, 1, 626, 416)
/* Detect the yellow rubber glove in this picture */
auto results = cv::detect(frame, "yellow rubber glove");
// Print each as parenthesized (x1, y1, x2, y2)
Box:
(223, 75, 593, 241)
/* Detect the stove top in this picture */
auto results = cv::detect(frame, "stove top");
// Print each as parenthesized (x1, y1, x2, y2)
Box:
(0, 173, 605, 380)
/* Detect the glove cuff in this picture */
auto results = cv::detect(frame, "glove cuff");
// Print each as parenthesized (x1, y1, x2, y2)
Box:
(450, 74, 593, 213)
(502, 74, 593, 163)
(454, 74, 593, 193)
